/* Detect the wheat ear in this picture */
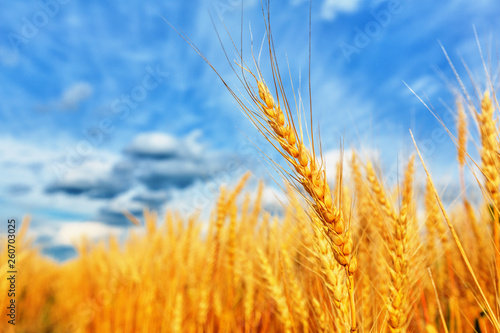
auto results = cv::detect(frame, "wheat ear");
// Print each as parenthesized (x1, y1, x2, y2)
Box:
(257, 248, 293, 333)
(240, 69, 358, 331)
(477, 91, 500, 291)
(168, 4, 357, 329)
(457, 99, 468, 168)
(391, 157, 417, 332)
(411, 130, 500, 331)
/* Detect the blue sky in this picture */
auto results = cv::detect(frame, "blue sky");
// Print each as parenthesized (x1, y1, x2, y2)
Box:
(1, 0, 498, 260)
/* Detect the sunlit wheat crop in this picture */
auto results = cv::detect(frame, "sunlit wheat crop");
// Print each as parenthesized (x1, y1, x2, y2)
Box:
(2, 2, 500, 333)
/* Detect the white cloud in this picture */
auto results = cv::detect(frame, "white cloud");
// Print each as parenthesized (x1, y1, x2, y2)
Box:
(322, 148, 380, 184)
(47, 157, 128, 199)
(261, 186, 288, 212)
(0, 137, 123, 224)
(59, 81, 94, 110)
(321, 0, 363, 20)
(127, 132, 180, 157)
(404, 75, 441, 98)
(126, 130, 204, 159)
(0, 136, 59, 170)
(57, 159, 115, 186)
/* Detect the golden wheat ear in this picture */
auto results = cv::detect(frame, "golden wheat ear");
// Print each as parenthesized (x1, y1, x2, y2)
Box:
(166, 1, 360, 330)
(411, 130, 500, 331)
(233, 28, 363, 333)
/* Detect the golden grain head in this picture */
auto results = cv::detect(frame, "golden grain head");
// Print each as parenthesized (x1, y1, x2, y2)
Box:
(7, 6, 500, 333)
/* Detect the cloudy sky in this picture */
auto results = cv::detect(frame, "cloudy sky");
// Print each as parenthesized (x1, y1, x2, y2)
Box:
(1, 0, 499, 260)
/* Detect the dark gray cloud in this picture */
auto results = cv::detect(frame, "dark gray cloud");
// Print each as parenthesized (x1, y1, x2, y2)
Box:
(45, 158, 132, 199)
(136, 159, 209, 190)
(41, 131, 244, 226)
(46, 177, 129, 199)
(132, 190, 170, 207)
(42, 245, 77, 262)
(126, 132, 229, 192)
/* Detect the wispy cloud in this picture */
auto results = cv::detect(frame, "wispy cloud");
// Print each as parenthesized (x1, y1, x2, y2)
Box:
(321, 0, 363, 20)
(58, 81, 94, 110)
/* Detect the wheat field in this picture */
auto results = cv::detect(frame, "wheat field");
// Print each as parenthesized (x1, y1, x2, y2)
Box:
(2, 3, 500, 333)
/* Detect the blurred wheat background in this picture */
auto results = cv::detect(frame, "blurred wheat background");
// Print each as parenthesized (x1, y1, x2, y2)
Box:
(3, 89, 500, 332)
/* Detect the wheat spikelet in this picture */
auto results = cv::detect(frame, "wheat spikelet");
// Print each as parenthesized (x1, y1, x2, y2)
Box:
(227, 172, 251, 206)
(312, 297, 328, 333)
(212, 186, 227, 280)
(250, 180, 265, 229)
(351, 154, 380, 331)
(424, 178, 440, 267)
(478, 91, 500, 208)
(281, 247, 309, 333)
(261, 79, 351, 257)
(387, 203, 410, 332)
(385, 157, 416, 332)
(358, 272, 373, 333)
(401, 156, 415, 208)
(198, 189, 228, 330)
(457, 99, 468, 167)
(244, 259, 255, 333)
(227, 202, 237, 284)
(366, 161, 398, 222)
(351, 152, 372, 237)
(172, 293, 183, 333)
(463, 199, 492, 288)
(310, 214, 350, 331)
(257, 248, 293, 333)
(477, 91, 500, 294)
